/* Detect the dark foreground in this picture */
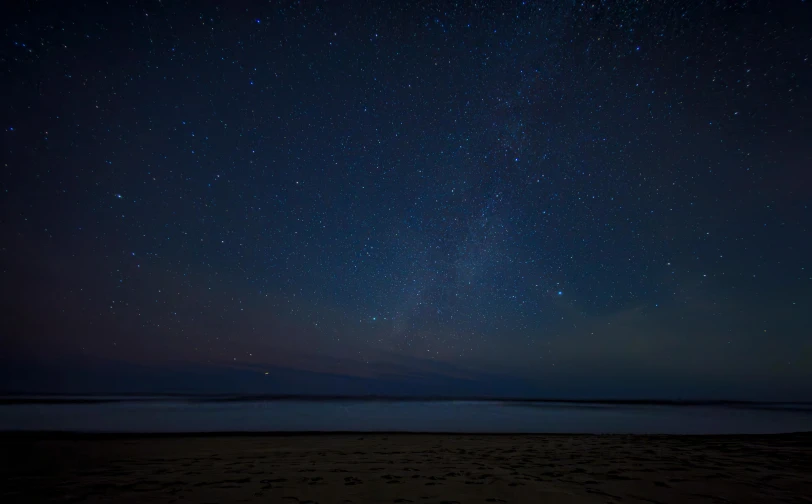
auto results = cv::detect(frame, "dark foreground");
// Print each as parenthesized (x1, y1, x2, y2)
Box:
(2, 432, 811, 503)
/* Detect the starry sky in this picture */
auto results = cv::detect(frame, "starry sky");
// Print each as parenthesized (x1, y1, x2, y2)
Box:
(2, 1, 811, 399)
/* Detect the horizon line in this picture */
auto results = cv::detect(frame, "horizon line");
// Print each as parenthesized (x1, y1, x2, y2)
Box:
(1, 391, 811, 406)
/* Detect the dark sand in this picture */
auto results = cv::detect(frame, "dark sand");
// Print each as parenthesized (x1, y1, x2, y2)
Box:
(2, 432, 811, 503)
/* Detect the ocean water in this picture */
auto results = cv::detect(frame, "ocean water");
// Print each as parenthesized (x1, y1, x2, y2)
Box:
(1, 396, 810, 434)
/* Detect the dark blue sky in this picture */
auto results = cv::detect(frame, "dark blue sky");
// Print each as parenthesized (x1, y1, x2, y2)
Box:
(2, 1, 810, 399)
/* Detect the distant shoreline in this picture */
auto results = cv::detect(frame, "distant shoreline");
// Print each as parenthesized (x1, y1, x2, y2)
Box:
(2, 430, 812, 439)
(2, 393, 811, 408)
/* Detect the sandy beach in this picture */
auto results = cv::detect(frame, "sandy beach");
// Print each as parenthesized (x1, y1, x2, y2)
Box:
(2, 433, 810, 503)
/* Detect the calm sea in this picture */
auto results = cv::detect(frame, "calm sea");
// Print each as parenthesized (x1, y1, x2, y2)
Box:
(1, 396, 810, 434)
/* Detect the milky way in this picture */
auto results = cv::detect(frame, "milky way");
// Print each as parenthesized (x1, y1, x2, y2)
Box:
(2, 1, 810, 398)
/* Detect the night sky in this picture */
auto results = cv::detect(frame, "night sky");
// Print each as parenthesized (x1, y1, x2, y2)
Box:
(2, 1, 810, 399)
